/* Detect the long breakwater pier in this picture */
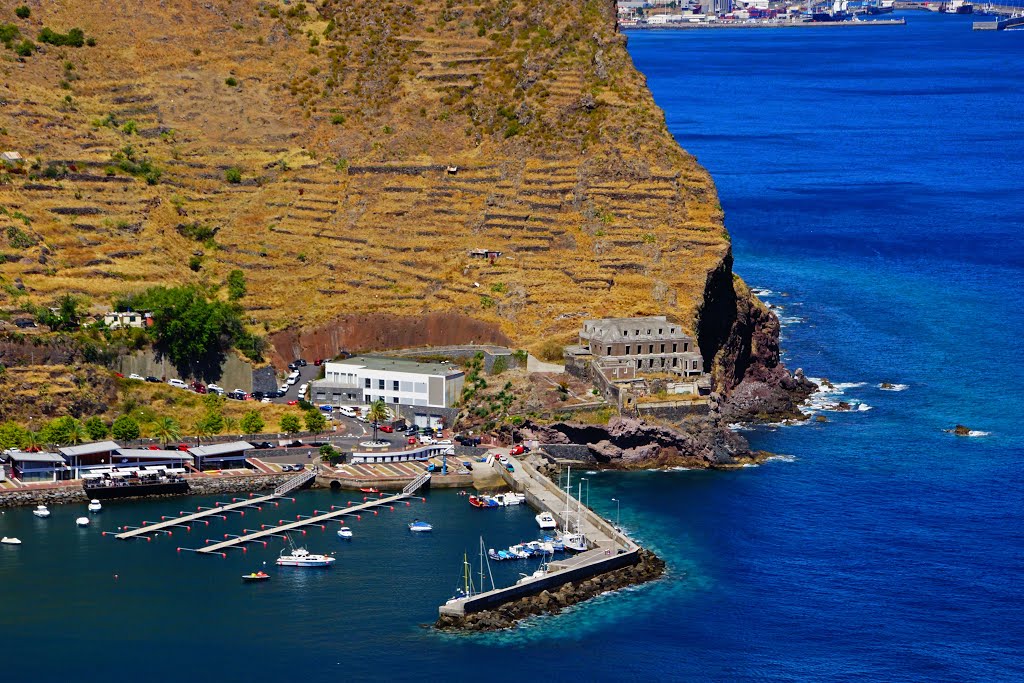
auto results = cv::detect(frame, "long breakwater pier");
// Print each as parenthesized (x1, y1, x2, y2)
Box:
(439, 455, 645, 619)
(195, 472, 430, 555)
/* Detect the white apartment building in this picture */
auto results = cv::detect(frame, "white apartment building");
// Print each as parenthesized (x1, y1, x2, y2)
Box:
(311, 356, 464, 410)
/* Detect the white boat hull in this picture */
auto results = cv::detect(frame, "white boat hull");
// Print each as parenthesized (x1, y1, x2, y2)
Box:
(1, 537, 21, 545)
(277, 556, 335, 567)
(535, 513, 557, 529)
(76, 517, 90, 527)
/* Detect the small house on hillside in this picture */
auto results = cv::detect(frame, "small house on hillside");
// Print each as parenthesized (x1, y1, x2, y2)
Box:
(468, 248, 502, 263)
(103, 310, 153, 330)
(1, 151, 23, 166)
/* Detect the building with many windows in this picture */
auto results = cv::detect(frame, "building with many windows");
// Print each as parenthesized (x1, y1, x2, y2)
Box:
(574, 315, 703, 378)
(311, 356, 464, 427)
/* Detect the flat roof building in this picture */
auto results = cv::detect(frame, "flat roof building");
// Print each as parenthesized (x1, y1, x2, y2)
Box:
(188, 441, 254, 471)
(313, 356, 464, 410)
(577, 316, 704, 377)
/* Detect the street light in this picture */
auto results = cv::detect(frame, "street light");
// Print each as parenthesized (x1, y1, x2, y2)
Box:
(611, 497, 620, 529)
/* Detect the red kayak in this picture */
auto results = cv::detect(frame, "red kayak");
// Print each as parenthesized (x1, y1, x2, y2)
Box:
(360, 487, 380, 494)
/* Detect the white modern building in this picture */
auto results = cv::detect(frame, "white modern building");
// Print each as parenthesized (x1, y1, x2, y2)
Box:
(312, 356, 464, 410)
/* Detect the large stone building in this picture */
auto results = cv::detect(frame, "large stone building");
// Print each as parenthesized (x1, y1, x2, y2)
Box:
(574, 316, 703, 378)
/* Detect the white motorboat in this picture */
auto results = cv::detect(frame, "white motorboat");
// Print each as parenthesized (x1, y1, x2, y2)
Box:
(88, 499, 102, 512)
(492, 492, 525, 506)
(1, 537, 21, 545)
(76, 517, 90, 527)
(563, 532, 588, 552)
(337, 526, 353, 539)
(408, 520, 433, 532)
(32, 505, 50, 518)
(516, 563, 551, 585)
(276, 546, 336, 567)
(535, 512, 557, 529)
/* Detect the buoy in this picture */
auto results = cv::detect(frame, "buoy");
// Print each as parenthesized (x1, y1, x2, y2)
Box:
(406, 502, 410, 506)
(389, 506, 394, 511)
(356, 515, 361, 520)
(373, 510, 378, 515)
(221, 553, 226, 558)
(114, 574, 118, 580)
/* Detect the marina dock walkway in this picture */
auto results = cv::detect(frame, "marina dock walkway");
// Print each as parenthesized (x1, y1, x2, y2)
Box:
(114, 467, 317, 540)
(196, 472, 431, 554)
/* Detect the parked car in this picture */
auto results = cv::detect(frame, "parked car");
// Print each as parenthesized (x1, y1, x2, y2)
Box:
(250, 391, 265, 400)
(207, 383, 224, 394)
(407, 436, 417, 445)
(287, 363, 298, 371)
(145, 376, 161, 383)
(297, 383, 308, 395)
(191, 381, 207, 394)
(253, 442, 274, 449)
(418, 435, 435, 445)
(287, 400, 298, 406)
(176, 443, 190, 452)
(227, 389, 247, 400)
(509, 444, 526, 456)
(14, 318, 36, 328)
(287, 376, 298, 386)
(147, 445, 161, 451)
(318, 405, 333, 414)
(168, 379, 188, 389)
(297, 359, 308, 367)
(338, 406, 357, 418)
(377, 424, 393, 434)
(313, 359, 324, 366)
(129, 373, 144, 381)
(286, 440, 304, 448)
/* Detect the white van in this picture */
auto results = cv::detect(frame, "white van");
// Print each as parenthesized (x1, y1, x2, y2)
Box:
(338, 406, 357, 418)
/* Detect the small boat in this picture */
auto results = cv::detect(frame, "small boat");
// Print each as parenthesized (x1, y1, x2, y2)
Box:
(359, 487, 380, 494)
(491, 493, 525, 506)
(242, 571, 271, 582)
(564, 532, 588, 552)
(516, 563, 551, 585)
(337, 526, 353, 539)
(1, 537, 21, 545)
(408, 520, 433, 532)
(88, 499, 102, 512)
(535, 512, 557, 529)
(276, 546, 336, 567)
(33, 505, 50, 518)
(469, 495, 498, 509)
(75, 517, 90, 527)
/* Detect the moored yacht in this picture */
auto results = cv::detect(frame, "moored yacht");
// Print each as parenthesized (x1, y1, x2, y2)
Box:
(33, 505, 50, 518)
(88, 499, 102, 512)
(337, 526, 353, 539)
(276, 546, 336, 567)
(535, 512, 557, 529)
(75, 517, 90, 527)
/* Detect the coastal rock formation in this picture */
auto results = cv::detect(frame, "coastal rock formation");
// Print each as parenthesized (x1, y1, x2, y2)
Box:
(521, 414, 755, 469)
(434, 549, 666, 632)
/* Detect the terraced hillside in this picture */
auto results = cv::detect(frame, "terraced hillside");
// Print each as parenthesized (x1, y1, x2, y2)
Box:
(0, 0, 730, 355)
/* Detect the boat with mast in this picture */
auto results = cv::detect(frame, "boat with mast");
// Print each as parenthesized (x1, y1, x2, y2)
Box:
(447, 537, 496, 604)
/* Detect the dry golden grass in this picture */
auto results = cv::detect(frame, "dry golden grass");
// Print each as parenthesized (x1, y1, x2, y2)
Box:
(0, 0, 730, 353)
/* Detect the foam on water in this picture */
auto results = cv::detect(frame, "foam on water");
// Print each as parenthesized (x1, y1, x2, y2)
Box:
(878, 383, 909, 391)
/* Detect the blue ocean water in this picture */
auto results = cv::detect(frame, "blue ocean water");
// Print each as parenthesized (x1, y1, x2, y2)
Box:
(2, 13, 1023, 682)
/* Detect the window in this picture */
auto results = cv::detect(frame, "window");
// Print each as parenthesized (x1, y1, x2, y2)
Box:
(672, 343, 677, 352)
(684, 342, 689, 352)
(635, 329, 639, 335)
(648, 344, 654, 353)
(606, 346, 612, 355)
(671, 327, 676, 334)
(658, 328, 663, 335)
(393, 396, 400, 404)
(623, 330, 627, 336)
(625, 345, 631, 355)
(660, 344, 665, 353)
(378, 379, 385, 390)
(673, 358, 678, 367)
(393, 380, 399, 391)
(661, 358, 666, 367)
(692, 360, 698, 369)
(364, 378, 371, 389)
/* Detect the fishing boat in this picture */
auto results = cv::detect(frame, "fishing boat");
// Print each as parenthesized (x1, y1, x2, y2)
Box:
(88, 499, 102, 512)
(516, 562, 551, 585)
(242, 571, 271, 582)
(536, 511, 557, 529)
(1, 537, 21, 545)
(75, 517, 90, 527)
(33, 505, 50, 518)
(469, 495, 498, 509)
(408, 519, 433, 532)
(276, 545, 336, 567)
(563, 532, 588, 552)
(337, 526, 353, 539)
(359, 487, 380, 494)
(491, 492, 525, 506)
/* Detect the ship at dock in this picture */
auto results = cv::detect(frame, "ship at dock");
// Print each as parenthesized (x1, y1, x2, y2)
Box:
(82, 468, 189, 500)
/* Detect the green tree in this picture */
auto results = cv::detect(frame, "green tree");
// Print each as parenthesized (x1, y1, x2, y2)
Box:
(304, 409, 326, 434)
(111, 415, 141, 441)
(367, 399, 388, 442)
(39, 416, 85, 446)
(37, 293, 83, 331)
(83, 416, 109, 441)
(151, 416, 181, 446)
(319, 443, 338, 462)
(226, 269, 246, 300)
(15, 6, 30, 19)
(196, 410, 224, 435)
(225, 167, 242, 183)
(223, 415, 239, 434)
(240, 410, 265, 435)
(279, 414, 301, 434)
(0, 421, 28, 450)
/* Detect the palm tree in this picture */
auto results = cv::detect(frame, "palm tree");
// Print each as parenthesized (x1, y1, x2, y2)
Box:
(69, 419, 89, 446)
(23, 430, 42, 452)
(367, 399, 388, 443)
(151, 416, 181, 447)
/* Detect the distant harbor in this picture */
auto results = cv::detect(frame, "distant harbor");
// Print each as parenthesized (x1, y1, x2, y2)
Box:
(623, 17, 906, 27)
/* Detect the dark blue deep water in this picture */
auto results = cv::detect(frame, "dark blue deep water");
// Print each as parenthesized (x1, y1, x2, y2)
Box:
(3, 13, 1024, 682)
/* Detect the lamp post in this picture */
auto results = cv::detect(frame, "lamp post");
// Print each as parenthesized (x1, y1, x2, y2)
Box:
(611, 497, 620, 529)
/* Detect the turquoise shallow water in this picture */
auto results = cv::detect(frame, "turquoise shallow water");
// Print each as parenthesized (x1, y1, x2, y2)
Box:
(4, 12, 1024, 682)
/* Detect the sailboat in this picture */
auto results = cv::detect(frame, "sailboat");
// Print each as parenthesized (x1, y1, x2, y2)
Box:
(562, 474, 588, 553)
(446, 537, 496, 604)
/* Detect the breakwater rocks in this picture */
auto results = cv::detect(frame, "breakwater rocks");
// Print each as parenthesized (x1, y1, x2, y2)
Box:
(434, 549, 666, 632)
(0, 473, 291, 508)
(521, 414, 753, 469)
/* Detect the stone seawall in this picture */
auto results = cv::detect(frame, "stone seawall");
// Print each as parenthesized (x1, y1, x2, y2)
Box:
(435, 549, 666, 631)
(0, 473, 291, 508)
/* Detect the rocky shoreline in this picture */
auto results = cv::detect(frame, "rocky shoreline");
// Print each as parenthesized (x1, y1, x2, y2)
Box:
(434, 549, 666, 632)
